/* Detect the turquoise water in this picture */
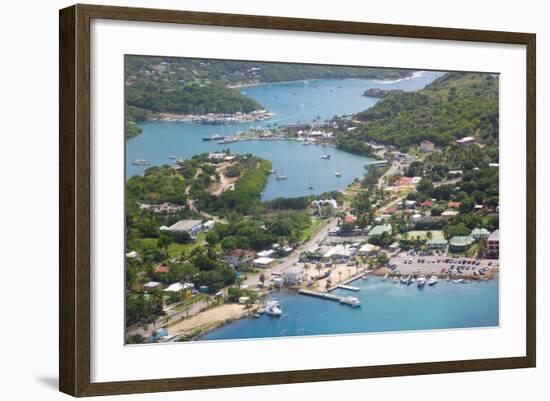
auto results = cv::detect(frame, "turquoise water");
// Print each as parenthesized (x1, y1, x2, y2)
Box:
(200, 278, 499, 341)
(126, 71, 443, 199)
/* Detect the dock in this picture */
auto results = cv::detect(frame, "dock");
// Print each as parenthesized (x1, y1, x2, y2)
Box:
(334, 284, 360, 292)
(298, 289, 361, 307)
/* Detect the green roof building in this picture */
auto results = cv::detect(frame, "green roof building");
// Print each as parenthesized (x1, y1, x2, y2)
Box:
(471, 228, 490, 240)
(449, 236, 474, 251)
(368, 224, 392, 236)
(426, 237, 448, 250)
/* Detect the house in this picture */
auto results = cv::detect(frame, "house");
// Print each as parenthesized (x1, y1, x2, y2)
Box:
(441, 210, 459, 218)
(420, 139, 435, 152)
(143, 281, 161, 292)
(208, 152, 226, 160)
(357, 243, 380, 256)
(226, 249, 255, 267)
(160, 219, 203, 239)
(421, 200, 433, 207)
(487, 229, 499, 258)
(257, 249, 275, 258)
(394, 176, 414, 187)
(344, 214, 357, 224)
(456, 136, 476, 146)
(253, 257, 276, 268)
(449, 236, 474, 251)
(126, 251, 139, 259)
(448, 201, 461, 209)
(163, 282, 194, 293)
(368, 224, 392, 236)
(404, 200, 417, 207)
(154, 265, 170, 274)
(239, 296, 251, 304)
(426, 237, 448, 250)
(323, 244, 351, 260)
(471, 228, 490, 240)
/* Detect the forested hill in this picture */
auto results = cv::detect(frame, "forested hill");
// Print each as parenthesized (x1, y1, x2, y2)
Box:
(126, 82, 262, 115)
(352, 72, 499, 148)
(125, 56, 414, 87)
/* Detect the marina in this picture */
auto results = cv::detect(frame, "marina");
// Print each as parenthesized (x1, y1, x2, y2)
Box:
(199, 278, 498, 341)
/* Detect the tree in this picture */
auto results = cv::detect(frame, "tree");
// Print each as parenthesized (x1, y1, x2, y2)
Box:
(157, 234, 172, 256)
(303, 263, 310, 279)
(259, 273, 266, 285)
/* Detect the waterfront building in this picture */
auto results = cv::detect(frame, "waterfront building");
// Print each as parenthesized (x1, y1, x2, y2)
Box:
(471, 228, 490, 240)
(202, 220, 215, 231)
(357, 243, 380, 256)
(487, 229, 500, 258)
(283, 267, 304, 286)
(420, 139, 435, 152)
(449, 236, 475, 252)
(257, 249, 276, 258)
(160, 219, 203, 239)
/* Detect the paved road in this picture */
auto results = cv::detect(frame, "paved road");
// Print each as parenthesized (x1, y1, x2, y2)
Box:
(242, 218, 339, 286)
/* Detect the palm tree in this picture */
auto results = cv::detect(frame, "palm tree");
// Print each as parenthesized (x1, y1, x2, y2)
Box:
(338, 271, 342, 283)
(316, 263, 322, 278)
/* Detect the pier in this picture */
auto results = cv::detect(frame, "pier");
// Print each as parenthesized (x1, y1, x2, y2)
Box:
(334, 284, 360, 292)
(298, 289, 361, 307)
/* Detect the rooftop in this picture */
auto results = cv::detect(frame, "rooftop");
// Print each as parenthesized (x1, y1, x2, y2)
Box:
(449, 236, 474, 247)
(165, 219, 202, 232)
(488, 229, 500, 241)
(368, 224, 392, 236)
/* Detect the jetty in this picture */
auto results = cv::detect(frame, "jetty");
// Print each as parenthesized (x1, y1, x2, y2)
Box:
(334, 284, 360, 292)
(298, 289, 361, 307)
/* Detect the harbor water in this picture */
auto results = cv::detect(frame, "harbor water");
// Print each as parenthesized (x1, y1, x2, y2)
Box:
(127, 71, 444, 200)
(200, 277, 499, 341)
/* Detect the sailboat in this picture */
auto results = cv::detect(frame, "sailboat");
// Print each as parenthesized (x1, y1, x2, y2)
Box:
(334, 164, 341, 177)
(276, 168, 287, 180)
(307, 176, 314, 190)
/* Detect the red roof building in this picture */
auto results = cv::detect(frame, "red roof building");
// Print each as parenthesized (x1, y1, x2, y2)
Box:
(421, 200, 433, 207)
(154, 265, 170, 274)
(344, 214, 357, 224)
(394, 177, 414, 187)
(449, 201, 462, 209)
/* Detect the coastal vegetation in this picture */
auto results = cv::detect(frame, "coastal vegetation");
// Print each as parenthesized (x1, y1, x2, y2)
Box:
(352, 72, 499, 148)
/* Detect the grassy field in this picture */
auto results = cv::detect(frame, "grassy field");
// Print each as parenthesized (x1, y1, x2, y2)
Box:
(139, 231, 207, 258)
(300, 218, 324, 242)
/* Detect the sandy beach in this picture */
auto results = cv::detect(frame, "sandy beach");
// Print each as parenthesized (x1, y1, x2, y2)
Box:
(168, 303, 258, 339)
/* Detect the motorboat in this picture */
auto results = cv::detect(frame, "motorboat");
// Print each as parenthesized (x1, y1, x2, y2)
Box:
(264, 301, 282, 316)
(393, 276, 399, 283)
(428, 275, 439, 286)
(383, 273, 388, 281)
(131, 159, 151, 166)
(321, 154, 331, 159)
(452, 278, 465, 284)
(334, 171, 342, 177)
(416, 275, 426, 287)
(340, 296, 361, 307)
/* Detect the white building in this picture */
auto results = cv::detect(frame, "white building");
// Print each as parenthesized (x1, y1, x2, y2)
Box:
(253, 257, 276, 268)
(160, 219, 203, 239)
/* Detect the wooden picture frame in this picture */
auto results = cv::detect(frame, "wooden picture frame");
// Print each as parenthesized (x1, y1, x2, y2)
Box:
(59, 3, 536, 397)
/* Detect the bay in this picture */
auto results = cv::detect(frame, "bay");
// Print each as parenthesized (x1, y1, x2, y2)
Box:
(126, 71, 444, 200)
(200, 278, 499, 341)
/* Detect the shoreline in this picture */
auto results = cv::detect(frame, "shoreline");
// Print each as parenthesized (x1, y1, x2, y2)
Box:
(227, 72, 420, 89)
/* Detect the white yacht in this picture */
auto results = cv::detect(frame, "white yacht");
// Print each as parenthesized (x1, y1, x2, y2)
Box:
(340, 296, 361, 307)
(264, 301, 282, 316)
(417, 275, 426, 287)
(428, 275, 439, 286)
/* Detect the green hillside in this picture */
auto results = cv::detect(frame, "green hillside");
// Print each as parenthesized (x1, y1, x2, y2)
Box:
(353, 72, 499, 147)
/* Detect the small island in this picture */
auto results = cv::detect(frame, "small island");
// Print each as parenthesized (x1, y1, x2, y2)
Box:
(363, 88, 403, 98)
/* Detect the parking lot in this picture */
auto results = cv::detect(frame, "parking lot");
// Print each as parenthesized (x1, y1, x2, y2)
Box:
(388, 252, 499, 278)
